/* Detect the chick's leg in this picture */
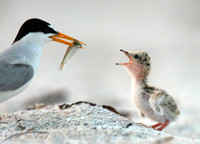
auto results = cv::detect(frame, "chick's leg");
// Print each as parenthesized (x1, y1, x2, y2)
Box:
(156, 120, 170, 131)
(151, 122, 163, 129)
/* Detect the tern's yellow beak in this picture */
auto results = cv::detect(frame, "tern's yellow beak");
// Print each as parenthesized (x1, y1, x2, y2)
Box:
(49, 32, 86, 46)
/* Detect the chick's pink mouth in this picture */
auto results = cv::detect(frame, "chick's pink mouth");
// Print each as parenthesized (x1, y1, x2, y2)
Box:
(116, 49, 132, 65)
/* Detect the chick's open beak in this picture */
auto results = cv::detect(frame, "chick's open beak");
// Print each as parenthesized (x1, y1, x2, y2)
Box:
(116, 49, 132, 65)
(49, 32, 86, 47)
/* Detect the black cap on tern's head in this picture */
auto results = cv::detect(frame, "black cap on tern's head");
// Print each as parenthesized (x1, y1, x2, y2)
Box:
(13, 18, 86, 46)
(13, 18, 58, 43)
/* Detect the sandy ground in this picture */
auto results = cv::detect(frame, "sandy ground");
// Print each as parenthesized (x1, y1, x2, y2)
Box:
(0, 102, 199, 144)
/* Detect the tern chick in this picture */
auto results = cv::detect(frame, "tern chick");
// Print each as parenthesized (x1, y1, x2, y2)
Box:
(116, 49, 180, 131)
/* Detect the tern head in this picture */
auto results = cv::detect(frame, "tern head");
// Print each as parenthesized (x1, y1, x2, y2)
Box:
(13, 18, 85, 47)
(116, 49, 151, 82)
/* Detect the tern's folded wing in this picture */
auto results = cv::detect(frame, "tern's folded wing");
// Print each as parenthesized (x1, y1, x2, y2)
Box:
(0, 63, 34, 91)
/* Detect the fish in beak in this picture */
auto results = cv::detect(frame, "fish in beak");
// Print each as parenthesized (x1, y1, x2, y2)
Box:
(49, 32, 86, 70)
(59, 41, 83, 70)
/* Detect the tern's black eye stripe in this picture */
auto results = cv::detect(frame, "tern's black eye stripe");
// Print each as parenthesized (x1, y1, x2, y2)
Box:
(38, 25, 58, 34)
(13, 18, 58, 43)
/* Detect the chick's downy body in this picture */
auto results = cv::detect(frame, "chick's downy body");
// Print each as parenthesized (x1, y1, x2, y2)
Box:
(117, 50, 180, 131)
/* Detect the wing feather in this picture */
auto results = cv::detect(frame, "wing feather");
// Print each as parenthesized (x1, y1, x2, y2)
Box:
(0, 63, 34, 91)
(149, 90, 180, 117)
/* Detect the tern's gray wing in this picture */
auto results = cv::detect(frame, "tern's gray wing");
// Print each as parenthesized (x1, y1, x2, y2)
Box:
(0, 63, 34, 91)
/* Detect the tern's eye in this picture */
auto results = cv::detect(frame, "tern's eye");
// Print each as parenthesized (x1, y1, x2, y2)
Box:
(134, 54, 139, 59)
(45, 27, 50, 32)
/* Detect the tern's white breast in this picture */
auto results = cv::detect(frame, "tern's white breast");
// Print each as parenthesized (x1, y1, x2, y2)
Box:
(0, 82, 30, 103)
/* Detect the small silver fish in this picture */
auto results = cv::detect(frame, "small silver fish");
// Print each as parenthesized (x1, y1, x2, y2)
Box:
(59, 41, 83, 71)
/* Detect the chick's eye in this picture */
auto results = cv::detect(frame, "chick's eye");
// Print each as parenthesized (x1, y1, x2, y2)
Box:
(134, 54, 139, 59)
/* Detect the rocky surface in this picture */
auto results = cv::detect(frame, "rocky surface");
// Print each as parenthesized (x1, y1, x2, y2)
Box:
(0, 102, 199, 144)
